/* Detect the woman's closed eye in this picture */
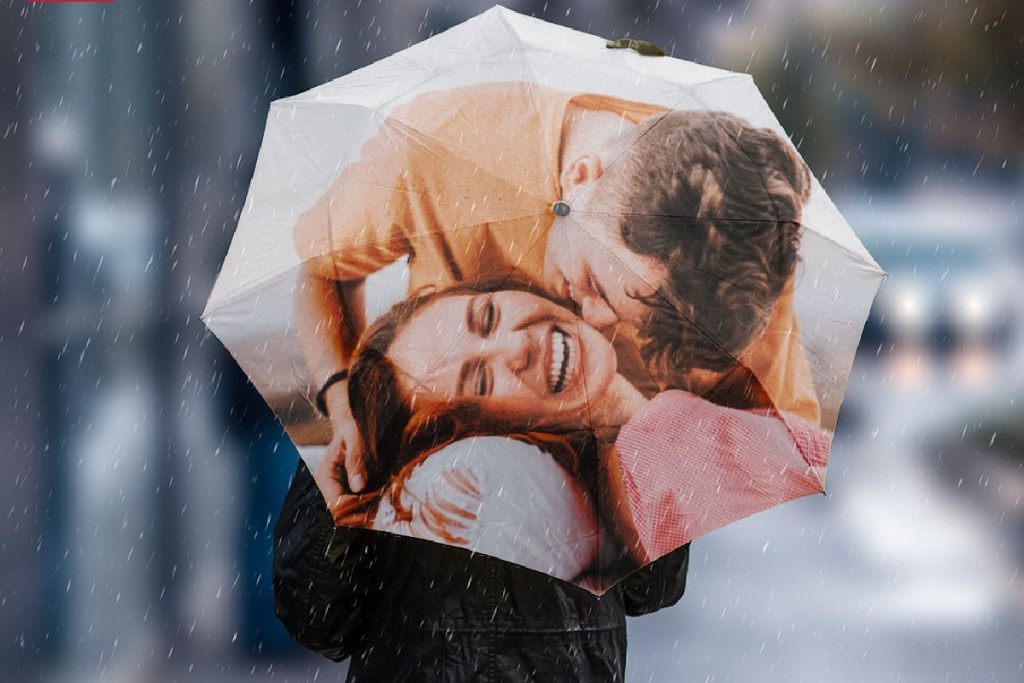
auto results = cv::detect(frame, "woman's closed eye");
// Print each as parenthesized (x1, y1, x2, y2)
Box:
(473, 362, 492, 396)
(456, 296, 500, 398)
(468, 295, 498, 337)
(458, 359, 492, 397)
(482, 299, 496, 335)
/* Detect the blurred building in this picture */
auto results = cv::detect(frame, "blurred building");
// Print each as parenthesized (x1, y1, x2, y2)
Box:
(711, 0, 1024, 190)
(1, 4, 44, 680)
(2, 1, 1023, 682)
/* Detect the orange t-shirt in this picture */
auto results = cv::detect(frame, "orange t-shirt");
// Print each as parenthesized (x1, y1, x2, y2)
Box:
(295, 82, 661, 289)
(294, 81, 819, 423)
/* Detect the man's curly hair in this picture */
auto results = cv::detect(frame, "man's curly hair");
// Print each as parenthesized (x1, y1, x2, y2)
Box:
(606, 109, 810, 373)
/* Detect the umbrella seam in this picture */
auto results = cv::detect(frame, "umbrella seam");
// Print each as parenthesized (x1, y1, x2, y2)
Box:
(375, 106, 559, 210)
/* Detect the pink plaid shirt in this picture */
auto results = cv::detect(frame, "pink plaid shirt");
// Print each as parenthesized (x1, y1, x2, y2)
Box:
(615, 391, 830, 561)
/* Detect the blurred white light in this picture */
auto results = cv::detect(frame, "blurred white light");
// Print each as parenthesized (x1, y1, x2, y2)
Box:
(897, 291, 921, 321)
(34, 115, 83, 165)
(885, 283, 933, 338)
(951, 282, 995, 330)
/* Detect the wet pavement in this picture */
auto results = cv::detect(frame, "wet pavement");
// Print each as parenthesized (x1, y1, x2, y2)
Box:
(628, 347, 1024, 682)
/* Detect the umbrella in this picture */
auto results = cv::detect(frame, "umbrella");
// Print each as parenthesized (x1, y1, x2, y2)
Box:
(202, 5, 884, 593)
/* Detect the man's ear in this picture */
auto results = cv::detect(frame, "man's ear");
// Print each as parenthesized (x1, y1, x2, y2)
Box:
(561, 154, 604, 196)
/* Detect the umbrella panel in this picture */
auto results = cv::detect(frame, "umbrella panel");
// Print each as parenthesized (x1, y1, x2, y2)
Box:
(205, 7, 883, 594)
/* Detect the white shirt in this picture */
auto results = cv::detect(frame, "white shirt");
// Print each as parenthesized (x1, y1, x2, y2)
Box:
(374, 437, 599, 582)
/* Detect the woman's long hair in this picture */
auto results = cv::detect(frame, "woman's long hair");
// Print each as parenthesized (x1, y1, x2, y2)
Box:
(332, 280, 599, 529)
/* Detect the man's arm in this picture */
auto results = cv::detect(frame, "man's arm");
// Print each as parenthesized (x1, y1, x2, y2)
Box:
(290, 126, 414, 495)
(294, 264, 369, 494)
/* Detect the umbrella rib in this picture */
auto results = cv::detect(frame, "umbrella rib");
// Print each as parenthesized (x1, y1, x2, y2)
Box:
(509, 35, 747, 101)
(377, 111, 557, 210)
(785, 216, 887, 273)
(551, 218, 601, 432)
(204, 263, 303, 319)
(302, 211, 557, 275)
(564, 80, 746, 207)
(565, 87, 884, 273)
(570, 210, 882, 273)
(499, 28, 581, 172)
(281, 37, 529, 112)
(520, 530, 603, 568)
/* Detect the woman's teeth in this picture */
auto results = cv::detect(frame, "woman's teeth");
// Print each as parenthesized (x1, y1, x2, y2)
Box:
(549, 327, 573, 394)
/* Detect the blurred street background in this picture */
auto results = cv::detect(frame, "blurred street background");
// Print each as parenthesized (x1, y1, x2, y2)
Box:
(2, 0, 1022, 681)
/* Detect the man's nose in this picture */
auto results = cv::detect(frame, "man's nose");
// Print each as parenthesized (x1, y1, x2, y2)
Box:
(580, 294, 618, 329)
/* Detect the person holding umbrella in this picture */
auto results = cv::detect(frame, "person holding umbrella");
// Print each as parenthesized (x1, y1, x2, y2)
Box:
(207, 10, 883, 678)
(291, 82, 816, 500)
(274, 454, 692, 681)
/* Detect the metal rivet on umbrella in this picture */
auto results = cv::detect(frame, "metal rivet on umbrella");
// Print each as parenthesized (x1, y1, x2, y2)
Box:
(552, 201, 571, 216)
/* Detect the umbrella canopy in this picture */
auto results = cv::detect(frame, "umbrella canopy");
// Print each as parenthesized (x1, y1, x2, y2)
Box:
(203, 5, 883, 594)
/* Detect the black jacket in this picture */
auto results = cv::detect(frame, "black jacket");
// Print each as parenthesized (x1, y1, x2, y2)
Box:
(273, 459, 689, 682)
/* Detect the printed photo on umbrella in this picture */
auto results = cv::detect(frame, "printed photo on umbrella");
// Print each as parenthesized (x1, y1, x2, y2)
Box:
(203, 7, 883, 595)
(282, 81, 826, 590)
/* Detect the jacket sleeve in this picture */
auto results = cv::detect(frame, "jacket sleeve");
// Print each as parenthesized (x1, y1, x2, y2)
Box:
(272, 458, 379, 661)
(620, 543, 690, 616)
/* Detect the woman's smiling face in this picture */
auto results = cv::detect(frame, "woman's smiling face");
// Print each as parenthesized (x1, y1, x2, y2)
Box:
(386, 289, 617, 429)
